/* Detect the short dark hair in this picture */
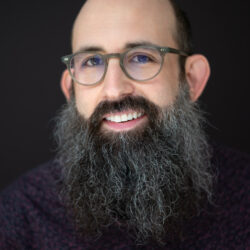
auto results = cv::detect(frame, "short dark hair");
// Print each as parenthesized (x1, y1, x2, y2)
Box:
(169, 0, 193, 74)
(170, 0, 193, 53)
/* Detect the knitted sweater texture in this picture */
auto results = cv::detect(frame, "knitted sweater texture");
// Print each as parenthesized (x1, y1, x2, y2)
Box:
(0, 144, 249, 249)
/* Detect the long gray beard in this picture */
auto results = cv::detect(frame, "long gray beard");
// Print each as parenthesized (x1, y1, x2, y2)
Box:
(54, 83, 214, 245)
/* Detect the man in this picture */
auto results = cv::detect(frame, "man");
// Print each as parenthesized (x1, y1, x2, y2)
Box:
(0, 0, 249, 249)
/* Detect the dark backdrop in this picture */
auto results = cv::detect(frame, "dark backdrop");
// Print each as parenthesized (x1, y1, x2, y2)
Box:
(1, 0, 250, 191)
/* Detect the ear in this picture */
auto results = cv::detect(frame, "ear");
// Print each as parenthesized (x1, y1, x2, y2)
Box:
(185, 54, 210, 102)
(60, 69, 73, 101)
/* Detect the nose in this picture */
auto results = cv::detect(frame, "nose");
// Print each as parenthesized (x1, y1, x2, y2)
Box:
(101, 57, 135, 101)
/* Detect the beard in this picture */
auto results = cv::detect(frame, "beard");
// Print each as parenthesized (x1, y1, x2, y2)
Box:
(54, 82, 214, 245)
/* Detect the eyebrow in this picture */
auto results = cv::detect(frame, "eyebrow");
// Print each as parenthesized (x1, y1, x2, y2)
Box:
(125, 41, 158, 49)
(74, 41, 159, 54)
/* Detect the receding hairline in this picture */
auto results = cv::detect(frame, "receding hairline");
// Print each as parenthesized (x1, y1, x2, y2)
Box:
(71, 0, 180, 51)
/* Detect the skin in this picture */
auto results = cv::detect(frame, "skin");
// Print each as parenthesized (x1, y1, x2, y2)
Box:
(61, 0, 210, 132)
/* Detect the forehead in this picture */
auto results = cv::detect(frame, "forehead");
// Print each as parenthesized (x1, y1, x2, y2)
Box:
(72, 0, 177, 53)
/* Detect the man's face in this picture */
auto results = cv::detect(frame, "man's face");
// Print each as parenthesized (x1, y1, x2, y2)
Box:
(71, 0, 181, 132)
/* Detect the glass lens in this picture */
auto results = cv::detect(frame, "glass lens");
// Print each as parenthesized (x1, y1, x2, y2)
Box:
(70, 53, 105, 85)
(123, 47, 162, 81)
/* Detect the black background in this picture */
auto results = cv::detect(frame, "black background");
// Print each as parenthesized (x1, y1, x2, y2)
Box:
(1, 0, 250, 191)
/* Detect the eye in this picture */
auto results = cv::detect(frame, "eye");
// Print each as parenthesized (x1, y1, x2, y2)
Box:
(83, 55, 104, 67)
(131, 54, 152, 64)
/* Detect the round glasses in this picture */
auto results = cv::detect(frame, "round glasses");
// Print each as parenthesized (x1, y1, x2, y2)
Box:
(61, 45, 188, 86)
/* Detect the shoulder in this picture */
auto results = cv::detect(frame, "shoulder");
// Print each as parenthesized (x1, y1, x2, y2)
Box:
(0, 160, 60, 206)
(211, 142, 249, 207)
(211, 142, 249, 188)
(212, 141, 250, 165)
(0, 160, 65, 248)
(177, 143, 250, 249)
(207, 143, 250, 247)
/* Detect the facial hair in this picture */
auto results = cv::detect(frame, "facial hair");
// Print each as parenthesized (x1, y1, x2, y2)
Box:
(53, 83, 214, 245)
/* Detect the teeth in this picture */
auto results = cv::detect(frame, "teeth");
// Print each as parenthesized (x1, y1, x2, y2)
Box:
(114, 116, 121, 123)
(127, 113, 133, 121)
(121, 114, 128, 122)
(106, 112, 143, 123)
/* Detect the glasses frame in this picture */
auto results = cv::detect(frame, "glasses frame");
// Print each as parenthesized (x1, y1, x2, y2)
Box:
(61, 45, 189, 86)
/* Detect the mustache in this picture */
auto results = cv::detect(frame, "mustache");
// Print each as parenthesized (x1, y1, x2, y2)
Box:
(87, 95, 161, 128)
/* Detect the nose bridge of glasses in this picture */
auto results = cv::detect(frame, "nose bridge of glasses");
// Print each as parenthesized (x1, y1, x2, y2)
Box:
(105, 53, 122, 62)
(104, 53, 125, 74)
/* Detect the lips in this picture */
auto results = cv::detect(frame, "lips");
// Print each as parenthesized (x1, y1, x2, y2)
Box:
(103, 110, 146, 131)
(104, 111, 143, 123)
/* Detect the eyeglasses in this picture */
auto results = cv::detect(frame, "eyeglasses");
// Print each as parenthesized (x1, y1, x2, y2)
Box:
(61, 45, 189, 86)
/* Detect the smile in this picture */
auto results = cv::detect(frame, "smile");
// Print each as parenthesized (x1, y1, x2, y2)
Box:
(105, 111, 143, 123)
(103, 110, 146, 131)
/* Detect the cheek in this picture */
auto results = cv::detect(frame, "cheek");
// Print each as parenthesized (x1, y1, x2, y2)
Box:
(155, 57, 180, 107)
(140, 68, 179, 108)
(143, 81, 178, 108)
(74, 84, 100, 119)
